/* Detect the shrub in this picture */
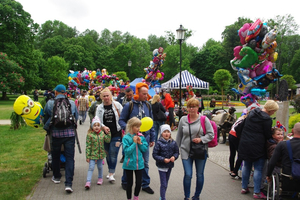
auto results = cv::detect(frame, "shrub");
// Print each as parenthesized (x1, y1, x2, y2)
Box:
(288, 113, 300, 130)
(291, 94, 300, 113)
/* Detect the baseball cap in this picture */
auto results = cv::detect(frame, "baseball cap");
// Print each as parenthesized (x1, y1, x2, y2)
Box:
(54, 84, 66, 93)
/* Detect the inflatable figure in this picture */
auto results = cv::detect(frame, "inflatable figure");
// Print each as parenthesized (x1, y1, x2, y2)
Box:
(262, 27, 277, 49)
(245, 19, 263, 43)
(231, 46, 258, 68)
(238, 23, 252, 45)
(249, 60, 273, 79)
(13, 95, 43, 128)
(240, 93, 258, 107)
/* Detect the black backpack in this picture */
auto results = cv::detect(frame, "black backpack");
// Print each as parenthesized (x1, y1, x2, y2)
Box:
(51, 97, 75, 128)
(286, 140, 300, 180)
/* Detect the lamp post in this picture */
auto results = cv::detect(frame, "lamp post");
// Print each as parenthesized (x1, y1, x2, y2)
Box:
(128, 60, 132, 80)
(176, 24, 186, 120)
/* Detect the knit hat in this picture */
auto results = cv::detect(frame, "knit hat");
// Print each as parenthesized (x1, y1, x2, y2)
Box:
(91, 116, 101, 128)
(133, 82, 152, 101)
(160, 124, 171, 135)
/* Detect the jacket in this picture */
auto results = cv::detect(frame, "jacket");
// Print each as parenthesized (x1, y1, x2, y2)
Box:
(88, 101, 102, 122)
(175, 114, 214, 160)
(152, 102, 166, 122)
(119, 99, 155, 143)
(152, 137, 179, 168)
(122, 133, 148, 170)
(238, 108, 272, 162)
(164, 93, 174, 110)
(86, 131, 111, 160)
(95, 100, 123, 132)
(43, 94, 78, 131)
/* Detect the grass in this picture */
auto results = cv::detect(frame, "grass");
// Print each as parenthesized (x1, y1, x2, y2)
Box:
(0, 125, 46, 200)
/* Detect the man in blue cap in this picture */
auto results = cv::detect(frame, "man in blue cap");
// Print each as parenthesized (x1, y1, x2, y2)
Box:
(43, 84, 78, 193)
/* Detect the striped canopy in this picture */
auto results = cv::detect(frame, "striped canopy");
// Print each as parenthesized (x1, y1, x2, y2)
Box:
(161, 70, 209, 90)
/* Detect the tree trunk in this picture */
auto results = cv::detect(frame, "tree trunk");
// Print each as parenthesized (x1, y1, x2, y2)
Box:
(221, 87, 224, 109)
(1, 91, 8, 100)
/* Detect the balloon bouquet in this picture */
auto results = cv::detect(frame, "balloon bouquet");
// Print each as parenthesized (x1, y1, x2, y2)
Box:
(68, 68, 124, 92)
(144, 47, 166, 88)
(231, 19, 283, 109)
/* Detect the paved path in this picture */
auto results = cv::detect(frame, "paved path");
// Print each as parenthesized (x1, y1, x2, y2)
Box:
(25, 115, 255, 200)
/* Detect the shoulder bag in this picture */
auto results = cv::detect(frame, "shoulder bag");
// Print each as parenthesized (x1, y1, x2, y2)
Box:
(189, 123, 206, 159)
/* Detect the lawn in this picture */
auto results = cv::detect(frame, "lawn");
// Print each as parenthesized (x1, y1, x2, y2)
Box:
(0, 125, 46, 200)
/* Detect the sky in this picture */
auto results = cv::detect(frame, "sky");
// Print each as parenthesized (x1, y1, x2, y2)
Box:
(18, 0, 300, 48)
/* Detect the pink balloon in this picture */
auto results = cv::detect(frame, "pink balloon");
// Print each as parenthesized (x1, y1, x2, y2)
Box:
(238, 23, 251, 45)
(233, 46, 243, 60)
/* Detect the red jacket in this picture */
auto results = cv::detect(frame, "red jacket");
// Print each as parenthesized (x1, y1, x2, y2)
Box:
(164, 93, 174, 110)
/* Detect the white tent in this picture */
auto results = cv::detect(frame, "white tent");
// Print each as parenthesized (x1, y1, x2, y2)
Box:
(161, 70, 209, 90)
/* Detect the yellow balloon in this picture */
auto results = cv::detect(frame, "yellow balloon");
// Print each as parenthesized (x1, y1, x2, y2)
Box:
(273, 52, 278, 62)
(140, 117, 153, 132)
(156, 73, 162, 78)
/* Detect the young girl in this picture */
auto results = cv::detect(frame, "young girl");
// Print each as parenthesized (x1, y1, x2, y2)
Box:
(152, 124, 179, 200)
(122, 117, 148, 200)
(85, 116, 111, 189)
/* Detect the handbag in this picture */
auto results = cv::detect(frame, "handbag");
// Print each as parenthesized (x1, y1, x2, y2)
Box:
(188, 124, 206, 159)
(157, 103, 167, 121)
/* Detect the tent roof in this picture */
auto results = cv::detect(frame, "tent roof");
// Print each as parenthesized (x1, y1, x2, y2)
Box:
(129, 78, 156, 97)
(161, 70, 209, 89)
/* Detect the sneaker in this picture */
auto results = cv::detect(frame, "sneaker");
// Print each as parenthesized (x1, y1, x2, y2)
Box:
(85, 182, 91, 189)
(102, 160, 105, 165)
(122, 183, 127, 190)
(65, 186, 73, 193)
(241, 188, 250, 194)
(192, 196, 199, 200)
(253, 192, 267, 199)
(142, 187, 154, 194)
(97, 178, 103, 185)
(231, 174, 241, 180)
(52, 176, 60, 184)
(106, 173, 115, 179)
(108, 174, 115, 182)
(79, 120, 82, 125)
(134, 196, 139, 200)
(171, 126, 177, 131)
(120, 155, 124, 163)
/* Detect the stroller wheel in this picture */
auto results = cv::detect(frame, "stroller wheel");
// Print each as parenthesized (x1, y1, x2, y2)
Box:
(43, 167, 47, 178)
(44, 162, 48, 167)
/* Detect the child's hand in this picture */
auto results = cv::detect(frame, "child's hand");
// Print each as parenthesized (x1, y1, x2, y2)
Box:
(170, 156, 175, 162)
(86, 159, 90, 163)
(164, 158, 170, 163)
(133, 136, 138, 143)
(137, 137, 142, 144)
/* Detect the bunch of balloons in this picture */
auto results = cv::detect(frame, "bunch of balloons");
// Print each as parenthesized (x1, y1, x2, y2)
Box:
(68, 68, 124, 91)
(230, 19, 283, 106)
(144, 47, 166, 87)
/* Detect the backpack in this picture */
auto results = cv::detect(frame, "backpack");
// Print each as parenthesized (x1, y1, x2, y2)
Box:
(286, 140, 300, 180)
(200, 115, 218, 148)
(127, 101, 151, 120)
(234, 117, 247, 139)
(51, 97, 75, 128)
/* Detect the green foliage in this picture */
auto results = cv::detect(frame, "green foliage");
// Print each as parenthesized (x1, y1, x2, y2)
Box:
(213, 69, 232, 89)
(281, 75, 296, 89)
(44, 56, 69, 89)
(114, 71, 128, 82)
(291, 94, 300, 113)
(288, 113, 300, 129)
(10, 112, 27, 130)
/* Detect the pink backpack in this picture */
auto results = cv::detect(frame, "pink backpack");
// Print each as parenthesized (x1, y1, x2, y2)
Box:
(200, 116, 218, 148)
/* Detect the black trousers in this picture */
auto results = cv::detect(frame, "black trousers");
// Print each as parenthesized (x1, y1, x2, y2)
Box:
(168, 107, 175, 127)
(125, 169, 142, 199)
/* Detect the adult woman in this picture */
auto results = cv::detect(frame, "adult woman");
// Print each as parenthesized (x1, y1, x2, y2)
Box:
(162, 90, 176, 131)
(176, 98, 214, 200)
(96, 87, 123, 182)
(151, 94, 166, 143)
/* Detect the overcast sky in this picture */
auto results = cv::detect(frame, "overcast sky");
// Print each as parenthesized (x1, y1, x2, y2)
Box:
(18, 0, 300, 48)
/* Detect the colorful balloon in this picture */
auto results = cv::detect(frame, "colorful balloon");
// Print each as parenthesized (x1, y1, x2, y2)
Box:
(140, 117, 153, 132)
(245, 19, 263, 43)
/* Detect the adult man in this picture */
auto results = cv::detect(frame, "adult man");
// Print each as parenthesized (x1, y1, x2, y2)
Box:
(267, 123, 300, 192)
(238, 100, 278, 198)
(77, 91, 89, 125)
(119, 83, 155, 194)
(43, 84, 78, 193)
(88, 90, 102, 124)
(119, 87, 134, 163)
(116, 88, 125, 104)
(33, 89, 39, 101)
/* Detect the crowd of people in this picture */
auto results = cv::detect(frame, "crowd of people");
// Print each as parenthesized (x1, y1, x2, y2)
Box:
(43, 83, 300, 200)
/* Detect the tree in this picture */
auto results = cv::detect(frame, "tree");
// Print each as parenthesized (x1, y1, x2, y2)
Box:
(114, 71, 128, 82)
(213, 69, 232, 108)
(44, 56, 69, 89)
(0, 52, 25, 99)
(147, 34, 169, 51)
(281, 74, 296, 99)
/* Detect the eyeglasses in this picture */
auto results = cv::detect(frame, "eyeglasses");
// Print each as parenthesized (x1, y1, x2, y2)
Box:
(188, 106, 198, 109)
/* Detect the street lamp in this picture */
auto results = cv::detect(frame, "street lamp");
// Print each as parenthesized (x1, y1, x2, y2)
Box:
(176, 24, 186, 120)
(128, 60, 132, 80)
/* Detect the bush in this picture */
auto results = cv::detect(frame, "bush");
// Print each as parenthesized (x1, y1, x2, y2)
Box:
(291, 95, 300, 113)
(288, 113, 300, 130)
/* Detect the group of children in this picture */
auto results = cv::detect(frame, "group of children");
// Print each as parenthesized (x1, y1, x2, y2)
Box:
(85, 116, 179, 200)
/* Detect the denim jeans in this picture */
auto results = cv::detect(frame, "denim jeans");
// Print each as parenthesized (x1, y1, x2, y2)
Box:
(242, 158, 266, 193)
(153, 120, 164, 143)
(51, 136, 75, 187)
(159, 168, 172, 200)
(122, 145, 150, 189)
(104, 136, 121, 173)
(86, 159, 103, 182)
(182, 154, 208, 198)
(79, 110, 87, 122)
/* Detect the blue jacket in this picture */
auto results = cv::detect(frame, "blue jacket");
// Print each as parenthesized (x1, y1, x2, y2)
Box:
(119, 99, 155, 143)
(152, 137, 179, 169)
(43, 94, 78, 131)
(122, 133, 148, 170)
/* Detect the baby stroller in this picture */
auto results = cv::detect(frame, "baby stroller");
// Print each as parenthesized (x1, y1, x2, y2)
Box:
(42, 134, 66, 178)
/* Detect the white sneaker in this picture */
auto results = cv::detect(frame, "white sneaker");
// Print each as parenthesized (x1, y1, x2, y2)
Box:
(109, 174, 115, 182)
(106, 173, 115, 179)
(65, 186, 73, 193)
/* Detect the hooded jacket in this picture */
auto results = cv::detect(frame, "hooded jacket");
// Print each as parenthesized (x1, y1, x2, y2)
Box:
(238, 108, 272, 162)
